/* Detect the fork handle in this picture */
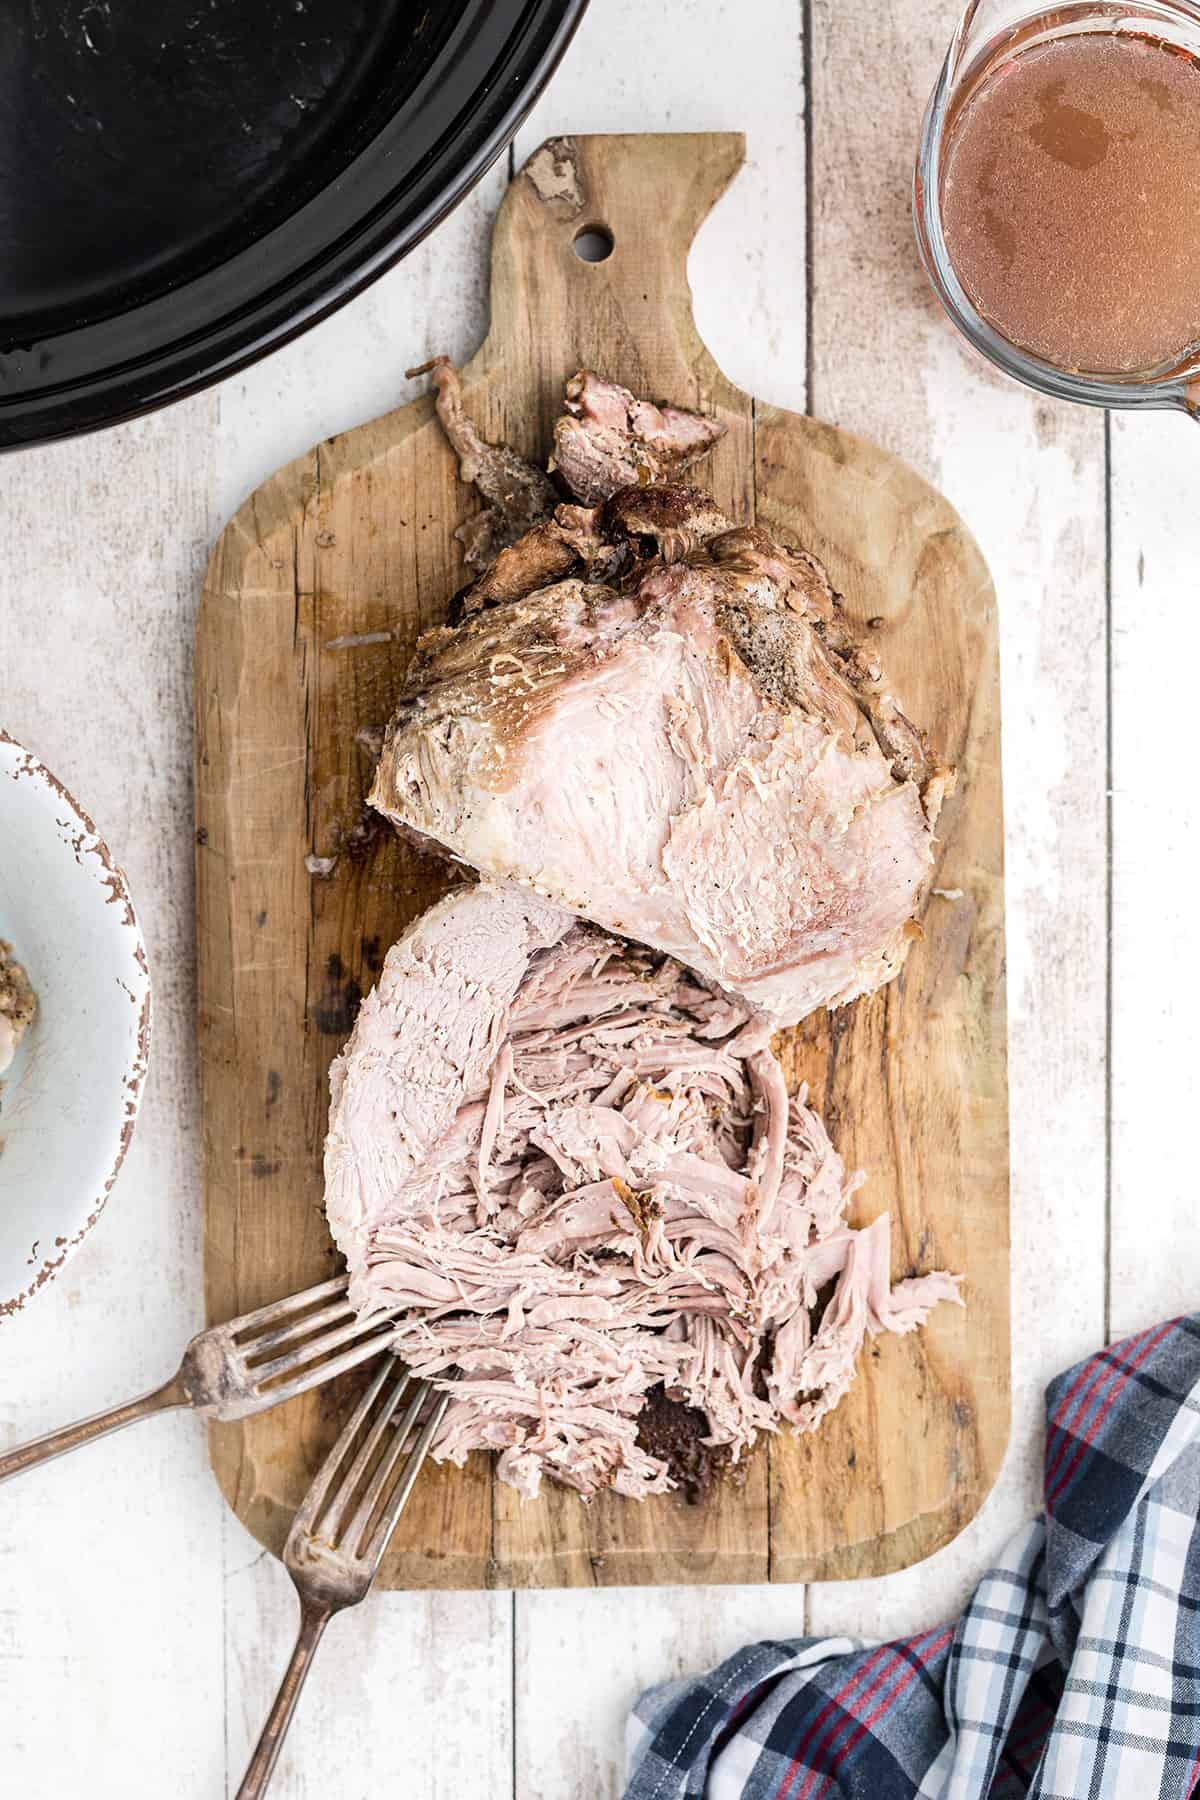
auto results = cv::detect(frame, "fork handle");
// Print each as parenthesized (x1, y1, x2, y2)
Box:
(0, 1370, 189, 1486)
(237, 1597, 331, 1800)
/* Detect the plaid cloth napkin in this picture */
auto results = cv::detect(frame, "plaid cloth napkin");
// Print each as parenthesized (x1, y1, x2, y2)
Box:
(626, 1317, 1200, 1800)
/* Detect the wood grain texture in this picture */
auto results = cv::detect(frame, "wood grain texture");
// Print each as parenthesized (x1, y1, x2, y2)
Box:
(759, 413, 1008, 1579)
(805, 0, 1108, 1640)
(505, 22, 819, 1793)
(195, 130, 1009, 1591)
(1109, 406, 1200, 1342)
(0, 397, 229, 1797)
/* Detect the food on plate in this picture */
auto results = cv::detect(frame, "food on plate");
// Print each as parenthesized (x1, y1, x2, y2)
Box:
(323, 366, 961, 1501)
(324, 883, 961, 1501)
(371, 371, 950, 1025)
(0, 941, 36, 1078)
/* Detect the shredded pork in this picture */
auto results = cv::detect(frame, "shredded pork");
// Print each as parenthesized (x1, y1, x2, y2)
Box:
(325, 885, 962, 1502)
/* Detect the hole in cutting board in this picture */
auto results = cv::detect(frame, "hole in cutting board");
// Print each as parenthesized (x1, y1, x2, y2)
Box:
(573, 225, 614, 263)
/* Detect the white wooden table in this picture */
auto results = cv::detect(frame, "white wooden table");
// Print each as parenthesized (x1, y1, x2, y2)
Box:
(1, 2, 1193, 1793)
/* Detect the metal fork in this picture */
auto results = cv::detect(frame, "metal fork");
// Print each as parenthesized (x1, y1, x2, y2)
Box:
(237, 1360, 449, 1799)
(0, 1275, 399, 1486)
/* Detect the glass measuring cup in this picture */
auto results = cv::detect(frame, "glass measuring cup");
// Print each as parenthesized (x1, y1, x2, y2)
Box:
(914, 0, 1200, 414)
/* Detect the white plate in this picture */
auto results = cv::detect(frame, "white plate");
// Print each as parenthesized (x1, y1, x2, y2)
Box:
(0, 732, 151, 1320)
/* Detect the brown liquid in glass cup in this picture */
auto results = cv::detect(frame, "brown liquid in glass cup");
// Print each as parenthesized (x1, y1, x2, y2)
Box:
(941, 29, 1200, 376)
(915, 2, 1200, 415)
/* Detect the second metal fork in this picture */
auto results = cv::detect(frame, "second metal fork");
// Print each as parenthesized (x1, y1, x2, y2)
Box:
(236, 1360, 450, 1799)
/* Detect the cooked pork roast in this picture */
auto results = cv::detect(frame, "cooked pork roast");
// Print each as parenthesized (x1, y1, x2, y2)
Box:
(325, 883, 961, 1501)
(551, 369, 728, 503)
(412, 356, 559, 570)
(323, 368, 960, 1502)
(371, 414, 949, 1023)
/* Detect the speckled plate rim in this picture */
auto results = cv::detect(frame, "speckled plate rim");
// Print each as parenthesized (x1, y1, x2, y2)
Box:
(0, 730, 152, 1319)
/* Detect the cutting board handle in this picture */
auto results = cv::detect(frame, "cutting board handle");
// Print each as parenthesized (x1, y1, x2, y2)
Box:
(482, 133, 747, 427)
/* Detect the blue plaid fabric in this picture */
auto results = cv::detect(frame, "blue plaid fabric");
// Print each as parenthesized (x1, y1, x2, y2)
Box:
(626, 1318, 1200, 1800)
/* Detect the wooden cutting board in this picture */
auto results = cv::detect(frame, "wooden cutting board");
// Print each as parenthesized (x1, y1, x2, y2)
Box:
(195, 132, 1008, 1589)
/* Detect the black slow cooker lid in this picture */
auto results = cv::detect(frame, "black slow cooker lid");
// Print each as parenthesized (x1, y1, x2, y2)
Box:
(0, 0, 586, 450)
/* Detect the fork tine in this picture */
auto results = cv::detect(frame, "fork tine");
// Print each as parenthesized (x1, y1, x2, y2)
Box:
(309, 1367, 414, 1547)
(287, 1360, 395, 1541)
(250, 1310, 397, 1388)
(254, 1325, 400, 1412)
(370, 1387, 451, 1556)
(238, 1296, 357, 1361)
(229, 1274, 350, 1338)
(339, 1378, 429, 1555)
(358, 1386, 451, 1563)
